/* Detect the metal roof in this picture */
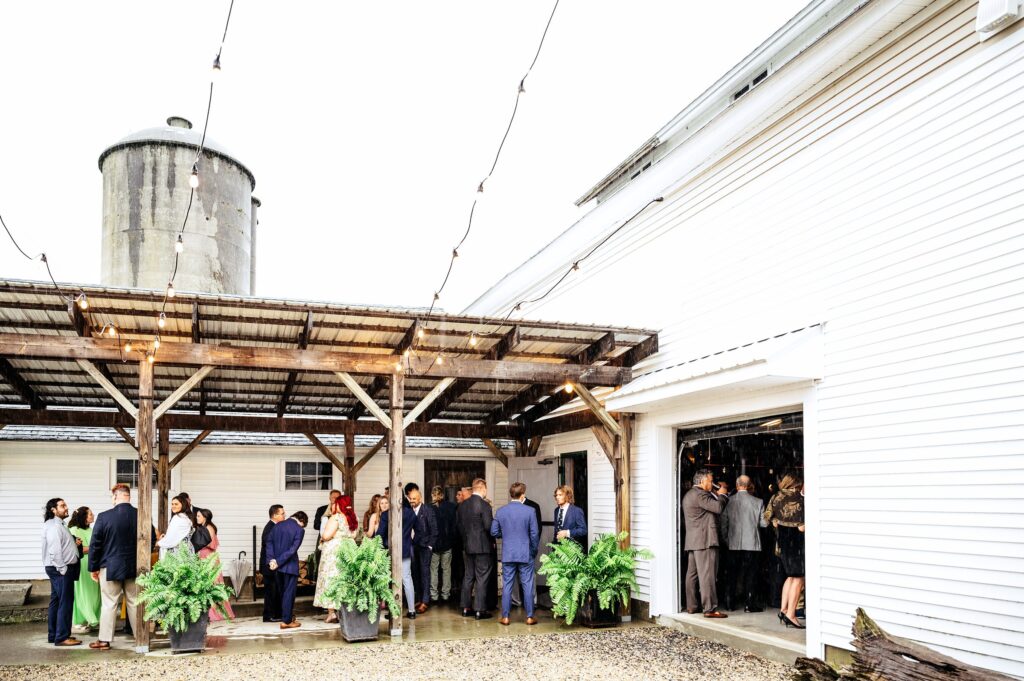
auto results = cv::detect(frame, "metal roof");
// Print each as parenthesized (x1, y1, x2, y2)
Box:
(0, 279, 658, 427)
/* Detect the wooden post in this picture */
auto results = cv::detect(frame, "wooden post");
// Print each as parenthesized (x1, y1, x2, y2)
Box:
(617, 414, 633, 548)
(135, 359, 155, 652)
(157, 428, 170, 533)
(344, 420, 356, 496)
(388, 373, 404, 637)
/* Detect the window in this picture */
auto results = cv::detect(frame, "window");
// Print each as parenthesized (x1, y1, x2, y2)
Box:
(284, 461, 333, 490)
(115, 459, 157, 489)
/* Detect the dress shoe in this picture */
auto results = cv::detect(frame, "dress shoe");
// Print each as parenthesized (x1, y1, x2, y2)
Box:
(89, 641, 111, 650)
(703, 611, 728, 618)
(279, 621, 301, 629)
(405, 611, 416, 620)
(525, 617, 538, 625)
(462, 608, 474, 617)
(55, 639, 82, 646)
(499, 617, 510, 625)
(416, 602, 428, 614)
(475, 611, 492, 620)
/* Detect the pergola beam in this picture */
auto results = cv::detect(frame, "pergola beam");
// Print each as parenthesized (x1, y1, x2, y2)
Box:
(0, 333, 631, 386)
(403, 377, 456, 427)
(113, 426, 137, 450)
(481, 438, 508, 468)
(192, 303, 207, 416)
(0, 358, 44, 409)
(304, 432, 346, 472)
(350, 320, 419, 420)
(169, 429, 212, 469)
(76, 359, 139, 419)
(134, 359, 154, 652)
(153, 365, 214, 420)
(352, 436, 386, 475)
(516, 332, 617, 426)
(277, 311, 314, 417)
(336, 372, 392, 429)
(573, 382, 622, 437)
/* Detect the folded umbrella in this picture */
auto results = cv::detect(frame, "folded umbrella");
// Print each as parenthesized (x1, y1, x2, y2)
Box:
(227, 551, 252, 597)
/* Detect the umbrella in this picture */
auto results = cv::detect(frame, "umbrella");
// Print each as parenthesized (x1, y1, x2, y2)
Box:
(227, 551, 252, 598)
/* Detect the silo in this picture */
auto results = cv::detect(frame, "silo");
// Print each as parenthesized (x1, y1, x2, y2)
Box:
(98, 117, 257, 295)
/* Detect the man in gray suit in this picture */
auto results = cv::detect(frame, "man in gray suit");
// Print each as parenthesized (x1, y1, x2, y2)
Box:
(683, 468, 729, 618)
(721, 475, 768, 612)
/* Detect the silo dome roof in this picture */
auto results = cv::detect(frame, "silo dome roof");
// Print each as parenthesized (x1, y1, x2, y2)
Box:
(98, 117, 255, 189)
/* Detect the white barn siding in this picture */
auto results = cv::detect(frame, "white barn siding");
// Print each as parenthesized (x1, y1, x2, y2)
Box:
(467, 0, 1024, 674)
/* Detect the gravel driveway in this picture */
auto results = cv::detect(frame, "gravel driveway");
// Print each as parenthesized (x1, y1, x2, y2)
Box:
(0, 627, 793, 681)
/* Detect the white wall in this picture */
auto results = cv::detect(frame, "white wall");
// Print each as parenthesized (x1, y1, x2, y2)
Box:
(0, 441, 504, 580)
(465, 1, 1024, 675)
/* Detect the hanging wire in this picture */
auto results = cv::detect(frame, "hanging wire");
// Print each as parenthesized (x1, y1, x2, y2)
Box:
(425, 0, 561, 319)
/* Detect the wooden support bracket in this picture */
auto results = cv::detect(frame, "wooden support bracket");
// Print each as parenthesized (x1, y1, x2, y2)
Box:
(304, 432, 346, 472)
(336, 371, 392, 429)
(573, 381, 621, 437)
(353, 436, 386, 475)
(482, 438, 509, 468)
(169, 429, 212, 469)
(114, 426, 138, 450)
(153, 365, 214, 420)
(77, 359, 138, 419)
(403, 377, 456, 427)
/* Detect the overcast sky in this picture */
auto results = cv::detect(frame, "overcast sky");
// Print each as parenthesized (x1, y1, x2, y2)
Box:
(0, 1, 808, 313)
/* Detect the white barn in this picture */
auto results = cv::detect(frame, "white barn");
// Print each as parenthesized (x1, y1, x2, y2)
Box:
(467, 0, 1024, 676)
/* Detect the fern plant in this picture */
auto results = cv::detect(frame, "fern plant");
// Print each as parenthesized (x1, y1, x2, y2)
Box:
(137, 545, 233, 633)
(538, 532, 653, 625)
(322, 536, 401, 622)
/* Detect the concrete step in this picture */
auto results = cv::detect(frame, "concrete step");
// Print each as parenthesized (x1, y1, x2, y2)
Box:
(657, 611, 805, 665)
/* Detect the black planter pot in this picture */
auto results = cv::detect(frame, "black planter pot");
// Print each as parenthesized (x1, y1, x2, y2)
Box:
(579, 592, 619, 628)
(169, 613, 209, 653)
(339, 605, 381, 642)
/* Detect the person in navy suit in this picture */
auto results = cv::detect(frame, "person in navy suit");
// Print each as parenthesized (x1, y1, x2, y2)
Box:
(267, 510, 307, 629)
(553, 485, 587, 544)
(491, 482, 540, 625)
(378, 497, 418, 618)
(87, 483, 155, 650)
(408, 489, 438, 613)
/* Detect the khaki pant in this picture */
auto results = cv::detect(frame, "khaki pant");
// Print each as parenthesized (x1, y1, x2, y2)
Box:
(99, 568, 138, 643)
(430, 549, 452, 600)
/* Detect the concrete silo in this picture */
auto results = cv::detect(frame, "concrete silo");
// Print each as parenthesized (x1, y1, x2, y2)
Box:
(98, 116, 258, 295)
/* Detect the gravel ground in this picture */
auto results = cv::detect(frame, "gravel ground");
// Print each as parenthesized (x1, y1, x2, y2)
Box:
(0, 627, 793, 681)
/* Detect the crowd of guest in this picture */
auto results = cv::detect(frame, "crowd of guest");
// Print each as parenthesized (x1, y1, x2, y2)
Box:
(682, 468, 806, 629)
(41, 486, 233, 649)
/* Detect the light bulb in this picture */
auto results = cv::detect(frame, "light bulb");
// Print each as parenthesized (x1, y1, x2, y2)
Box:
(108, 325, 117, 337)
(124, 341, 133, 353)
(436, 354, 444, 365)
(167, 282, 176, 299)
(147, 353, 155, 364)
(469, 333, 478, 347)
(452, 249, 459, 258)
(153, 336, 161, 350)
(77, 294, 88, 310)
(175, 235, 184, 253)
(158, 313, 166, 329)
(403, 348, 410, 358)
(433, 292, 440, 302)
(564, 381, 574, 394)
(394, 361, 402, 372)
(189, 163, 199, 189)
(417, 328, 425, 339)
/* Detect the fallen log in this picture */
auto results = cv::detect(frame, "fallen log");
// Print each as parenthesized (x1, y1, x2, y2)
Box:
(792, 608, 1017, 681)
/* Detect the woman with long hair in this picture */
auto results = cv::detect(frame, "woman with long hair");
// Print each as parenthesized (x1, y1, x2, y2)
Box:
(67, 507, 100, 633)
(157, 493, 195, 558)
(314, 494, 360, 623)
(765, 474, 805, 629)
(364, 494, 382, 537)
(194, 508, 234, 621)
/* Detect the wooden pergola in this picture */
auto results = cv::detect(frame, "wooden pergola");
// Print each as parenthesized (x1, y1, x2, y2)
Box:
(0, 279, 657, 649)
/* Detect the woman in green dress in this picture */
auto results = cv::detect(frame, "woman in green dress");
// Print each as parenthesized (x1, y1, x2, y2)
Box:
(67, 506, 101, 633)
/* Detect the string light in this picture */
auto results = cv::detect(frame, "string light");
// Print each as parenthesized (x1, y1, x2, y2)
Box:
(417, 328, 425, 340)
(424, 0, 560, 320)
(394, 361, 403, 372)
(175, 234, 184, 253)
(403, 348, 411, 358)
(564, 381, 574, 394)
(124, 341, 133, 353)
(158, 312, 167, 329)
(189, 163, 199, 189)
(212, 53, 222, 77)
(469, 332, 478, 347)
(77, 293, 88, 310)
(167, 282, 176, 299)
(153, 336, 161, 350)
(436, 354, 444, 365)
(147, 352, 155, 364)
(108, 325, 117, 337)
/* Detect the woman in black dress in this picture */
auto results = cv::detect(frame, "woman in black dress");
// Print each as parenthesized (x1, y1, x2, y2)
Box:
(765, 474, 805, 629)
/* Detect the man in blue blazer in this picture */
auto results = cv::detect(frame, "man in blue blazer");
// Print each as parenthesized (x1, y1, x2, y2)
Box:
(554, 485, 587, 545)
(267, 510, 307, 629)
(491, 482, 540, 625)
(88, 483, 155, 650)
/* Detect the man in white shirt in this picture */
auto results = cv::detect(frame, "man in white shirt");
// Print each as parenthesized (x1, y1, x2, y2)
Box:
(42, 497, 82, 646)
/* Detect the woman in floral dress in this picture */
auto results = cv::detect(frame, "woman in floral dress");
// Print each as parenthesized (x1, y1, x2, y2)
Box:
(314, 495, 359, 622)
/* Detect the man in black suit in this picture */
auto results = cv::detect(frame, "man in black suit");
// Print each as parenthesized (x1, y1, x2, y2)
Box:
(429, 486, 457, 603)
(88, 483, 154, 650)
(313, 490, 341, 533)
(260, 504, 285, 622)
(456, 478, 493, 619)
(408, 488, 438, 613)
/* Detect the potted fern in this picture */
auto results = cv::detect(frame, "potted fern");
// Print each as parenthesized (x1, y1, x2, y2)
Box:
(137, 545, 233, 653)
(322, 536, 400, 642)
(539, 531, 652, 627)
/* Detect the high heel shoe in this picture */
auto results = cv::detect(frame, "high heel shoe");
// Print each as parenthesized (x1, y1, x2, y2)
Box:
(777, 612, 785, 623)
(782, 614, 805, 629)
